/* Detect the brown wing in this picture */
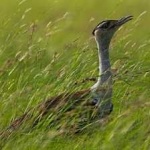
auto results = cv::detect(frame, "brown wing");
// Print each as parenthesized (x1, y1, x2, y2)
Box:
(0, 89, 92, 138)
(38, 89, 91, 115)
(32, 89, 92, 126)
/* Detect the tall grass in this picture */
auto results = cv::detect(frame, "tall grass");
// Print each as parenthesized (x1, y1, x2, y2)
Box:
(0, 0, 150, 149)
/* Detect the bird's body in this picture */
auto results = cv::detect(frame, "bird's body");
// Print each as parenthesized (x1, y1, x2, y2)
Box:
(0, 15, 133, 138)
(1, 87, 112, 137)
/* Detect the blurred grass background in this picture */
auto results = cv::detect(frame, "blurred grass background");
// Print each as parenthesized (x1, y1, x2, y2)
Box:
(0, 0, 150, 149)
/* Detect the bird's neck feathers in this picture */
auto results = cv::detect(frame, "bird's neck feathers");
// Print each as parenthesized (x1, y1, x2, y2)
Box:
(91, 38, 112, 91)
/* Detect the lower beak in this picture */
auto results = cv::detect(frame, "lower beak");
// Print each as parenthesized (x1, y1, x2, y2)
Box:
(116, 15, 133, 26)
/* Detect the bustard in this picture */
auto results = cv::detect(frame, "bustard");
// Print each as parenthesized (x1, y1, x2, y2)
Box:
(1, 15, 133, 136)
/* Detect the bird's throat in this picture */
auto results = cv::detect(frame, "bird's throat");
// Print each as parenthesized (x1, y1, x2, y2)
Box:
(98, 47, 112, 85)
(92, 40, 112, 91)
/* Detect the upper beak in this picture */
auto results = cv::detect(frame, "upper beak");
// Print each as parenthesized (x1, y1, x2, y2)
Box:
(116, 15, 133, 26)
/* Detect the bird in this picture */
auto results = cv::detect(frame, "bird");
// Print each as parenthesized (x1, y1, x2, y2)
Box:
(0, 15, 133, 137)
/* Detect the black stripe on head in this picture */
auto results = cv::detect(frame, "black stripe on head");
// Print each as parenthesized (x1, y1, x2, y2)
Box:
(92, 20, 116, 35)
(92, 21, 107, 35)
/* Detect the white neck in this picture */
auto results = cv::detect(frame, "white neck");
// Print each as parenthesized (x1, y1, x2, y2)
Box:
(91, 38, 112, 91)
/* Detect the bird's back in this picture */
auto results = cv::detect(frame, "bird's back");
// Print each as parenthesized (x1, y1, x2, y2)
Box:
(1, 89, 100, 138)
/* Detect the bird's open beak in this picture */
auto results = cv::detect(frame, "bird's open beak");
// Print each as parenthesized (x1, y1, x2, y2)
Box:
(116, 15, 133, 26)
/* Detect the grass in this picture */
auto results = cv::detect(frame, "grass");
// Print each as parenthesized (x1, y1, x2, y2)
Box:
(0, 0, 150, 149)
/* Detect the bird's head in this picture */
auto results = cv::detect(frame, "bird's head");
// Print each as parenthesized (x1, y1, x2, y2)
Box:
(93, 15, 133, 49)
